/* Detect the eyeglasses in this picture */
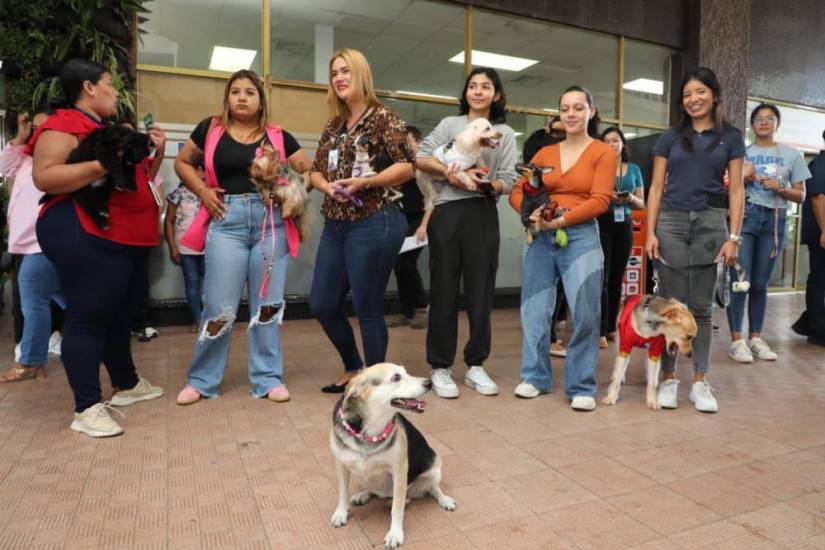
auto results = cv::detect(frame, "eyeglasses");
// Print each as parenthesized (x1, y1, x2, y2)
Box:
(753, 117, 777, 124)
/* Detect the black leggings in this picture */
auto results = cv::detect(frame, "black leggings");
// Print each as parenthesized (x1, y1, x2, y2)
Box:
(598, 213, 633, 336)
(37, 200, 148, 412)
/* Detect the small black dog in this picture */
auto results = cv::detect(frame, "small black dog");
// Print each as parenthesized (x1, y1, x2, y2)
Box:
(67, 125, 151, 229)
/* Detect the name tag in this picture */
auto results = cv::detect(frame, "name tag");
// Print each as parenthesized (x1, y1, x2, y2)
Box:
(613, 205, 625, 222)
(328, 149, 339, 173)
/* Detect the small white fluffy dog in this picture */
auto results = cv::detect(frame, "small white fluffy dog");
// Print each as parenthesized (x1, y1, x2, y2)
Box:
(330, 363, 456, 548)
(414, 118, 501, 239)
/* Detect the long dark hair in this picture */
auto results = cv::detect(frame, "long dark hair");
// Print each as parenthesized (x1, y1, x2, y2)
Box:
(58, 58, 107, 107)
(600, 126, 629, 162)
(677, 66, 733, 152)
(459, 67, 507, 124)
(559, 85, 600, 138)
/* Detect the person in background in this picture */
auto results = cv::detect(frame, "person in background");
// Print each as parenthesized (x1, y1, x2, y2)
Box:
(31, 58, 166, 437)
(598, 126, 645, 349)
(309, 48, 412, 393)
(386, 125, 429, 329)
(165, 165, 206, 333)
(417, 67, 518, 399)
(792, 130, 825, 347)
(523, 115, 569, 358)
(646, 67, 745, 413)
(0, 108, 66, 382)
(727, 103, 808, 362)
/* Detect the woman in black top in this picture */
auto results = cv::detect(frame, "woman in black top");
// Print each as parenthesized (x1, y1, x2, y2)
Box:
(174, 70, 311, 405)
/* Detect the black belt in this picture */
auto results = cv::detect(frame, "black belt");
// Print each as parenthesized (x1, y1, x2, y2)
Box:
(707, 193, 727, 209)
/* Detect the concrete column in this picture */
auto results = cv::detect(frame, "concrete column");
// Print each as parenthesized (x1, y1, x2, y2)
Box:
(682, 0, 751, 130)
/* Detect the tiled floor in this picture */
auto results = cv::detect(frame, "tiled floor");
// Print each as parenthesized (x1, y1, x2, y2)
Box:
(0, 293, 824, 549)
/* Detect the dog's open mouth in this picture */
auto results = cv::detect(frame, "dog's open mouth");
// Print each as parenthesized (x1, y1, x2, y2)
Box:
(391, 398, 427, 413)
(481, 137, 500, 148)
(667, 341, 679, 357)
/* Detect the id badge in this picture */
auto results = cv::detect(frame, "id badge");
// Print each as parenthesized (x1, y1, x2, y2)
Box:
(613, 205, 625, 222)
(327, 149, 339, 173)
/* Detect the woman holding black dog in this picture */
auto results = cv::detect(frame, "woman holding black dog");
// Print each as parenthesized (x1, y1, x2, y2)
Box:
(309, 48, 412, 393)
(30, 58, 166, 437)
(174, 70, 311, 406)
(509, 85, 615, 410)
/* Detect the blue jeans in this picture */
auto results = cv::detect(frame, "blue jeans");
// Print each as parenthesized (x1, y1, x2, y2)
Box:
(186, 194, 289, 397)
(520, 221, 603, 397)
(726, 202, 787, 334)
(18, 253, 65, 365)
(180, 254, 205, 323)
(310, 205, 407, 371)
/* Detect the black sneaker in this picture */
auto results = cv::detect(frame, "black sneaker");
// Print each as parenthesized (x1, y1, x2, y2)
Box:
(807, 335, 825, 348)
(792, 314, 811, 336)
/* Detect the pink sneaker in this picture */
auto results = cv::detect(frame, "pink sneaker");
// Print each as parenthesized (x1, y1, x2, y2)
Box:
(176, 386, 202, 405)
(267, 385, 290, 402)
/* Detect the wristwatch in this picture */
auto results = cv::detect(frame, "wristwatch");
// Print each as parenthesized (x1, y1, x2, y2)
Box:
(728, 233, 742, 246)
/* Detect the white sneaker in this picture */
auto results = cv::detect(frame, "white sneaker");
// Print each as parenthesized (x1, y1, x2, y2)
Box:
(14, 343, 21, 363)
(748, 338, 777, 361)
(111, 376, 164, 406)
(70, 402, 125, 437)
(431, 368, 459, 399)
(729, 340, 754, 363)
(657, 379, 679, 409)
(48, 331, 62, 356)
(514, 382, 541, 399)
(464, 366, 499, 396)
(690, 381, 718, 413)
(571, 395, 596, 411)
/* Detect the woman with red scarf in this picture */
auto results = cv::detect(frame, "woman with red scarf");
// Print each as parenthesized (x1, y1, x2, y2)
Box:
(30, 59, 166, 438)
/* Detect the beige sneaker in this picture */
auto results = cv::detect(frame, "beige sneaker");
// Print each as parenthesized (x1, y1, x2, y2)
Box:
(70, 402, 125, 437)
(409, 308, 428, 329)
(111, 376, 164, 406)
(386, 315, 411, 328)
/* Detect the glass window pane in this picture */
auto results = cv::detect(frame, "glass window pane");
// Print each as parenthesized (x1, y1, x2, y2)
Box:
(623, 40, 676, 127)
(138, 0, 262, 73)
(270, 0, 465, 98)
(472, 9, 617, 117)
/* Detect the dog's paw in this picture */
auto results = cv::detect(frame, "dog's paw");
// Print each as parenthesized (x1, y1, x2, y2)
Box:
(601, 393, 618, 406)
(437, 494, 457, 511)
(351, 491, 373, 506)
(646, 396, 661, 410)
(330, 508, 348, 527)
(384, 528, 404, 548)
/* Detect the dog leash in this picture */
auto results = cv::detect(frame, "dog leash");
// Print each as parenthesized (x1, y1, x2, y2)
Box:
(258, 197, 277, 299)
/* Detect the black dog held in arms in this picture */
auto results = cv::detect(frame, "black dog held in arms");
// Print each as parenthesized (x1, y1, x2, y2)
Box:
(67, 126, 151, 229)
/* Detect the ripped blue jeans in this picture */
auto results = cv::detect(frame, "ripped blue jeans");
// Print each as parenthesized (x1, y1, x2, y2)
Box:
(186, 194, 289, 397)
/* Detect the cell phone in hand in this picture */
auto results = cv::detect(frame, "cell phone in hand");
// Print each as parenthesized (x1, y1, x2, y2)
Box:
(617, 190, 630, 197)
(142, 113, 154, 131)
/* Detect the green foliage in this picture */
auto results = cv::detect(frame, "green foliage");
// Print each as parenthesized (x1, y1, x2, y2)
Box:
(0, 0, 147, 119)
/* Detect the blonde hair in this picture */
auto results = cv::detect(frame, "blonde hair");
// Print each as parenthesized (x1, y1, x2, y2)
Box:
(221, 70, 268, 135)
(325, 48, 380, 122)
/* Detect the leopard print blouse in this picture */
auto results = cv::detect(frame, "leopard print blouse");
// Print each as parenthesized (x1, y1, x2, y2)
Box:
(312, 105, 413, 221)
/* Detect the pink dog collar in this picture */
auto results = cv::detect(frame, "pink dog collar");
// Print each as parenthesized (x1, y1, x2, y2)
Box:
(337, 407, 396, 444)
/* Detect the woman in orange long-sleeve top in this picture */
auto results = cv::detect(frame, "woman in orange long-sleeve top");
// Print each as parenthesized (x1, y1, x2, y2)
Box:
(509, 85, 616, 410)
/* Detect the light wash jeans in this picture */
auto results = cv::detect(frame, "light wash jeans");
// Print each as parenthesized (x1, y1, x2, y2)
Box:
(18, 253, 65, 365)
(186, 194, 289, 397)
(726, 202, 786, 334)
(520, 221, 603, 397)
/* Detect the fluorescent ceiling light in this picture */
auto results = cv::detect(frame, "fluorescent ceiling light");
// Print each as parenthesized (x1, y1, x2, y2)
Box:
(624, 132, 638, 138)
(449, 50, 538, 72)
(209, 46, 257, 72)
(396, 90, 456, 101)
(513, 132, 523, 137)
(623, 78, 664, 95)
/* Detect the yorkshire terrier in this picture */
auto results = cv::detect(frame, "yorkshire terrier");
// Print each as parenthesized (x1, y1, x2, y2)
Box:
(249, 143, 310, 241)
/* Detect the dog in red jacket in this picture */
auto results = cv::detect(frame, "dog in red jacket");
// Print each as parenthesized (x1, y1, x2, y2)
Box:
(601, 294, 697, 410)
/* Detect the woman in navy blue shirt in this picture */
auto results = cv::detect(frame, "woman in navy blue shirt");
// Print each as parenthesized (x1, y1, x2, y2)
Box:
(645, 67, 745, 413)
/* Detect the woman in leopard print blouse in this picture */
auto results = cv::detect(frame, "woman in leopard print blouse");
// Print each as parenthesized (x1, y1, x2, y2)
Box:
(309, 48, 414, 393)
